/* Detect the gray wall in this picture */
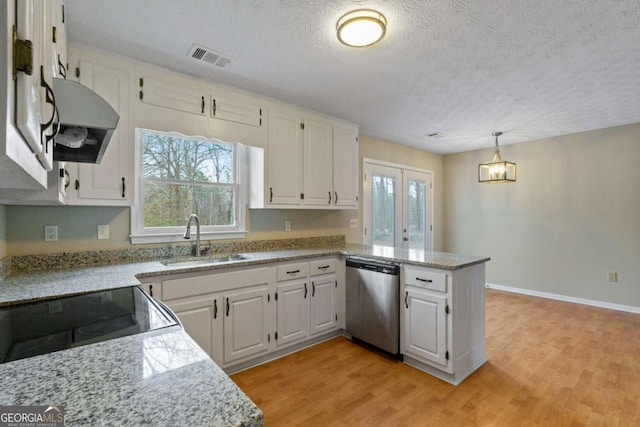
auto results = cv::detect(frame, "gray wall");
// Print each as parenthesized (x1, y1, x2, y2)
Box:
(0, 205, 6, 258)
(443, 123, 640, 307)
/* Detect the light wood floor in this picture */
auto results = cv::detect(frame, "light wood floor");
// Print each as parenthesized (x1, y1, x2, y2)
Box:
(231, 290, 640, 426)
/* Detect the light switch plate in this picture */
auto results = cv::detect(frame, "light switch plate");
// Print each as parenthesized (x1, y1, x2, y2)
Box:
(284, 221, 291, 232)
(44, 225, 58, 242)
(97, 224, 110, 240)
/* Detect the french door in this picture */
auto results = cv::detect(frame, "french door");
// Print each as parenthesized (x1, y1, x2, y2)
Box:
(363, 160, 433, 252)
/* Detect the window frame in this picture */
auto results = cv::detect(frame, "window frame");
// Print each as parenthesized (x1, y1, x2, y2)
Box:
(130, 128, 246, 244)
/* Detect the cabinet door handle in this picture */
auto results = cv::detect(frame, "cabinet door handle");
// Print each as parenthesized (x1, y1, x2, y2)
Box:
(121, 177, 126, 198)
(286, 269, 300, 275)
(149, 284, 153, 298)
(201, 96, 205, 114)
(213, 299, 218, 319)
(405, 291, 409, 308)
(57, 54, 66, 79)
(226, 297, 230, 317)
(269, 187, 273, 203)
(416, 277, 433, 283)
(312, 282, 316, 297)
(213, 98, 217, 115)
(304, 283, 307, 299)
(328, 191, 331, 204)
(63, 168, 70, 189)
(318, 265, 330, 270)
(335, 192, 338, 204)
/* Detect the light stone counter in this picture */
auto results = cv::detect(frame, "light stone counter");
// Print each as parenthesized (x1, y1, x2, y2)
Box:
(0, 327, 262, 426)
(0, 246, 489, 307)
(0, 244, 488, 425)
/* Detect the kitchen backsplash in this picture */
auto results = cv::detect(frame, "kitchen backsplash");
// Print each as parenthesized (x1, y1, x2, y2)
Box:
(5, 235, 345, 272)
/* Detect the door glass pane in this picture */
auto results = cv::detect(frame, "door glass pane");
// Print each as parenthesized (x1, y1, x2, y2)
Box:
(407, 179, 426, 251)
(372, 174, 396, 247)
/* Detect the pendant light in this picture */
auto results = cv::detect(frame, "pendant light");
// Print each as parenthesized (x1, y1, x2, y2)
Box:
(478, 132, 516, 183)
(336, 9, 387, 48)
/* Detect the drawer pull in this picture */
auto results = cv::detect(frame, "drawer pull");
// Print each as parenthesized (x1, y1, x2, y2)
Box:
(286, 269, 300, 275)
(318, 265, 331, 270)
(416, 277, 433, 283)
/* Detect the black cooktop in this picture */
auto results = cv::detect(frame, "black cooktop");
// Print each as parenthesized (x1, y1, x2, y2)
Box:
(0, 286, 178, 364)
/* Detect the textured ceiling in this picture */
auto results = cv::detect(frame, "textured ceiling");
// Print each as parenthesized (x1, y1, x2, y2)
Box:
(65, 0, 640, 154)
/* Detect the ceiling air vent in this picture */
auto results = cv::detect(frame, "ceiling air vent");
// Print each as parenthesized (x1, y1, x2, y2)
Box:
(187, 44, 232, 68)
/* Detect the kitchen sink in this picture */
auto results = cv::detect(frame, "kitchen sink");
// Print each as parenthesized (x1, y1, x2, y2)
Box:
(163, 254, 250, 268)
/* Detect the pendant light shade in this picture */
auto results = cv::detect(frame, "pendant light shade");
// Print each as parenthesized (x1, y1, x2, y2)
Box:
(478, 132, 516, 183)
(336, 9, 387, 47)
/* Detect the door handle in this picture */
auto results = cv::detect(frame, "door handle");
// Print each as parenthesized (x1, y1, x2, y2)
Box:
(312, 282, 316, 297)
(213, 299, 218, 319)
(304, 283, 308, 299)
(328, 191, 331, 204)
(334, 192, 338, 204)
(226, 298, 230, 317)
(405, 291, 409, 308)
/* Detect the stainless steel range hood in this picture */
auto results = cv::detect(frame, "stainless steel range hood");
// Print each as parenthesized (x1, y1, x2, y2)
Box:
(52, 78, 119, 164)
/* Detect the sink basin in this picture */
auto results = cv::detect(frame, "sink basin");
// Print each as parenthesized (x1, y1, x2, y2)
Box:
(163, 254, 249, 268)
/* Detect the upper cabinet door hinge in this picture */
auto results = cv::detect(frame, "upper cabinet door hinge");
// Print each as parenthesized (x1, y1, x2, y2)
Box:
(13, 26, 33, 77)
(300, 123, 304, 130)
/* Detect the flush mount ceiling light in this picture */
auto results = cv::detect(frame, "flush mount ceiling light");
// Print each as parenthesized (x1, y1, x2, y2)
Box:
(478, 132, 516, 183)
(336, 9, 387, 47)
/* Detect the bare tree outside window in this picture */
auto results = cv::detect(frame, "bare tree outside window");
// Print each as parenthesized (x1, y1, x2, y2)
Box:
(142, 132, 235, 228)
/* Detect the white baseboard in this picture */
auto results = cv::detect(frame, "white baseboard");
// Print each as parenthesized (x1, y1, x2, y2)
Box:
(485, 283, 640, 314)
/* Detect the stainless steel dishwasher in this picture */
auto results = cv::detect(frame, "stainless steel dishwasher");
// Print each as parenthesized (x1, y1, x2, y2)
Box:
(346, 257, 401, 356)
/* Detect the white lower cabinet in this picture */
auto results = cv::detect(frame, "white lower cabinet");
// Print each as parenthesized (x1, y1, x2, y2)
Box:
(404, 287, 450, 371)
(401, 263, 486, 385)
(152, 256, 343, 371)
(309, 276, 337, 335)
(168, 294, 223, 365)
(275, 280, 309, 348)
(223, 286, 271, 364)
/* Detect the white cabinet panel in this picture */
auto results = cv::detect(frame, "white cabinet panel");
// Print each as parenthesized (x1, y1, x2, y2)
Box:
(404, 287, 449, 369)
(276, 280, 309, 347)
(211, 90, 261, 127)
(267, 108, 304, 205)
(15, 0, 42, 155)
(309, 276, 337, 335)
(223, 286, 271, 363)
(166, 294, 223, 366)
(140, 75, 207, 116)
(67, 49, 132, 205)
(303, 119, 333, 206)
(333, 125, 359, 207)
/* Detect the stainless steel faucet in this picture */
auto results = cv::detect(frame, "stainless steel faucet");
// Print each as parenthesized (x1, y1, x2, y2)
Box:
(183, 214, 201, 257)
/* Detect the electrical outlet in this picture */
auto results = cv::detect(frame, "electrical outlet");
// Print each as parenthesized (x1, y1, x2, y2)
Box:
(44, 225, 58, 242)
(349, 218, 359, 228)
(284, 221, 291, 232)
(97, 224, 110, 240)
(608, 272, 618, 283)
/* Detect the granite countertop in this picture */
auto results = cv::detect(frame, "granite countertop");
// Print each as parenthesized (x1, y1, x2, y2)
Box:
(0, 245, 489, 307)
(0, 243, 487, 426)
(0, 326, 262, 426)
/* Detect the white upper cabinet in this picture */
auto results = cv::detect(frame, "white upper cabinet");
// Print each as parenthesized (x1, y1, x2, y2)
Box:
(1, 0, 60, 190)
(266, 107, 304, 205)
(251, 107, 359, 210)
(303, 119, 334, 206)
(210, 87, 262, 127)
(140, 74, 207, 116)
(66, 47, 133, 205)
(332, 125, 359, 207)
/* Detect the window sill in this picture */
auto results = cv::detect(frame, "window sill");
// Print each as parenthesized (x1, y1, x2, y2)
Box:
(130, 231, 247, 245)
